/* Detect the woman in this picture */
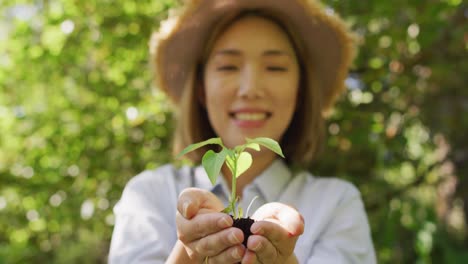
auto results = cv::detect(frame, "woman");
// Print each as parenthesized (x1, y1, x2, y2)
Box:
(109, 1, 376, 263)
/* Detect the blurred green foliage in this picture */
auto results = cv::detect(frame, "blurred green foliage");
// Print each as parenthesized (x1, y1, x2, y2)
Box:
(0, 0, 466, 263)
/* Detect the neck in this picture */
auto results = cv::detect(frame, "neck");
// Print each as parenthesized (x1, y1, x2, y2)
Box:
(221, 150, 276, 198)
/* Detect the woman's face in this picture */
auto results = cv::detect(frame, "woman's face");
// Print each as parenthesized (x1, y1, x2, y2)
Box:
(203, 15, 300, 149)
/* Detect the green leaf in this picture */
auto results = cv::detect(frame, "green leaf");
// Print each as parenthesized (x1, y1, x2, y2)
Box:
(177, 138, 223, 158)
(202, 149, 228, 185)
(245, 142, 260, 151)
(234, 142, 260, 152)
(235, 151, 252, 178)
(246, 137, 284, 157)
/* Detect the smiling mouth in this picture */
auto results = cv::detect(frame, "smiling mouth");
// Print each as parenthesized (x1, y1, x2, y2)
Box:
(229, 112, 272, 121)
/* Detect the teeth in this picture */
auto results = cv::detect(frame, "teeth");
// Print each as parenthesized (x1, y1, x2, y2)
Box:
(234, 113, 268, 121)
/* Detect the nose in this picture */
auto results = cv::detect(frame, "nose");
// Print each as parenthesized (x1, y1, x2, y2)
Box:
(238, 65, 264, 99)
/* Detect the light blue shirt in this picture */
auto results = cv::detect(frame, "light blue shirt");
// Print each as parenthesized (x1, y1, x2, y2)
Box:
(109, 159, 376, 263)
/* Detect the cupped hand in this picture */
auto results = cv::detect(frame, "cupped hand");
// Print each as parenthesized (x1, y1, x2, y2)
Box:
(176, 187, 246, 263)
(241, 202, 304, 264)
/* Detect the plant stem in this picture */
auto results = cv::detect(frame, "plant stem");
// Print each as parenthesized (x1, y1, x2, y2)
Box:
(231, 152, 238, 219)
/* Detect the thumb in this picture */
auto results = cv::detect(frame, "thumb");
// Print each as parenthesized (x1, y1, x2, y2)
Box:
(177, 187, 224, 219)
(252, 202, 305, 236)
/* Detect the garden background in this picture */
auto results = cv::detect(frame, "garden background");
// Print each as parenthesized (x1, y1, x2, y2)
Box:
(1, 0, 467, 263)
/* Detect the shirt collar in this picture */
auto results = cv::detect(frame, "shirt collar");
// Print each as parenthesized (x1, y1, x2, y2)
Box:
(251, 159, 292, 203)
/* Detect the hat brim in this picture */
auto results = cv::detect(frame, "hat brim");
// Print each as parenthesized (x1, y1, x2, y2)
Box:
(151, 0, 356, 111)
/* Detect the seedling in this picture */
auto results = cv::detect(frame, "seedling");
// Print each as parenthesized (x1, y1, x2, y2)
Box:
(177, 137, 284, 219)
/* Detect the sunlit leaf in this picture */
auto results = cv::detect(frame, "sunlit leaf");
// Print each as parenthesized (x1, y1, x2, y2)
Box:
(245, 143, 260, 151)
(235, 151, 252, 178)
(246, 137, 284, 158)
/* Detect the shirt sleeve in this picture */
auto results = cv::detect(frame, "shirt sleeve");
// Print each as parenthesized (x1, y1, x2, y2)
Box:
(305, 182, 376, 264)
(108, 166, 180, 264)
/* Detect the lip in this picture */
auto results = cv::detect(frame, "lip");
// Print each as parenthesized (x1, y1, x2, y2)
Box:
(229, 108, 272, 129)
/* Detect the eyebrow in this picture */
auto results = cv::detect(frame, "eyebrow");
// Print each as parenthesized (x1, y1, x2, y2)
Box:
(213, 49, 241, 56)
(262, 50, 292, 57)
(213, 49, 292, 57)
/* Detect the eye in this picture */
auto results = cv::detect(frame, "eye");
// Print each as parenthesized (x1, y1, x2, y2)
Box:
(217, 65, 238, 71)
(266, 66, 288, 72)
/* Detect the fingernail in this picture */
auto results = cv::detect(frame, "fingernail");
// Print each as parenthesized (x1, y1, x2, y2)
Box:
(252, 241, 262, 251)
(229, 231, 241, 244)
(251, 225, 262, 234)
(231, 247, 241, 259)
(218, 216, 231, 228)
(182, 201, 190, 218)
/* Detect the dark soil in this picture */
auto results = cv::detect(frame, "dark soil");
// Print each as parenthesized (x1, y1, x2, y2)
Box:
(231, 216, 255, 247)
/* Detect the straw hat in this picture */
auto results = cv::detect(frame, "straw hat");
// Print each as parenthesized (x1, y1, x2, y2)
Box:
(149, 0, 356, 112)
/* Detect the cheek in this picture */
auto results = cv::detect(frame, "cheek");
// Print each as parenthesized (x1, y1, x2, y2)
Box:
(204, 76, 237, 108)
(206, 100, 224, 116)
(204, 74, 226, 98)
(274, 80, 299, 110)
(204, 80, 227, 118)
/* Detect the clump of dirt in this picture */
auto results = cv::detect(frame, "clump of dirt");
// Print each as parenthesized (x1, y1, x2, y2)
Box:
(232, 216, 255, 247)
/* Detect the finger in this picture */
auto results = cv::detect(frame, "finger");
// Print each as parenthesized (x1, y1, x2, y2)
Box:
(240, 249, 257, 264)
(207, 245, 245, 264)
(191, 227, 244, 257)
(251, 202, 304, 236)
(249, 220, 300, 257)
(246, 235, 277, 263)
(176, 211, 233, 243)
(177, 187, 224, 219)
(249, 220, 289, 244)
